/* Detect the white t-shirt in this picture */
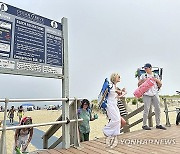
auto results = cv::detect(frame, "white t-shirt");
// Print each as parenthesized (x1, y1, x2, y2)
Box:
(107, 85, 118, 104)
(140, 73, 160, 96)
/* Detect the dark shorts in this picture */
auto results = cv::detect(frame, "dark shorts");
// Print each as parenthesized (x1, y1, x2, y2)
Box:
(9, 114, 14, 119)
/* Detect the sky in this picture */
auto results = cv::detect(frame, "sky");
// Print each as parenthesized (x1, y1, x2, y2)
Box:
(0, 0, 180, 107)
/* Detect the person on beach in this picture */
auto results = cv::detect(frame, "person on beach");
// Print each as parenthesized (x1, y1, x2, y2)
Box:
(17, 106, 24, 123)
(7, 106, 16, 125)
(138, 63, 166, 130)
(103, 73, 126, 147)
(78, 99, 98, 142)
(13, 116, 33, 154)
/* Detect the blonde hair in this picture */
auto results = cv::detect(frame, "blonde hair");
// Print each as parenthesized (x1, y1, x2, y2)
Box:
(110, 73, 120, 84)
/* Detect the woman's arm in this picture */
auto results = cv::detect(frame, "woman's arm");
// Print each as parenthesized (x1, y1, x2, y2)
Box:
(14, 129, 19, 147)
(27, 128, 33, 144)
(115, 87, 122, 95)
(116, 87, 127, 98)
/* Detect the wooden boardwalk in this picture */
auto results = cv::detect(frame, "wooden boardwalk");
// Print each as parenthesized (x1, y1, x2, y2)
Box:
(34, 125, 180, 154)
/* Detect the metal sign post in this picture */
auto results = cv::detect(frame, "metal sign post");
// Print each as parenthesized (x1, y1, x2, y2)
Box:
(61, 17, 70, 149)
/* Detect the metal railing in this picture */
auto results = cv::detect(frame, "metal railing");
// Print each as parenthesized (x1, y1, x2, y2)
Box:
(42, 99, 81, 149)
(0, 97, 83, 154)
(163, 97, 180, 127)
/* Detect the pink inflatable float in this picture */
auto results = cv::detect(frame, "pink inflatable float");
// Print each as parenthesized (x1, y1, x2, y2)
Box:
(134, 77, 155, 98)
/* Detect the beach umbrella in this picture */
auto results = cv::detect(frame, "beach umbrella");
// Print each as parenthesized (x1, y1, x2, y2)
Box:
(21, 103, 35, 107)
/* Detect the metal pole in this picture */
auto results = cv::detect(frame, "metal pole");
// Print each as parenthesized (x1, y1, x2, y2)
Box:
(61, 17, 70, 149)
(0, 119, 83, 131)
(0, 98, 78, 103)
(0, 98, 8, 154)
(163, 98, 171, 127)
(148, 105, 153, 127)
(74, 98, 80, 147)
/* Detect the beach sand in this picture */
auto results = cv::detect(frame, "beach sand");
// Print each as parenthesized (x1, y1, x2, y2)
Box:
(0, 103, 179, 154)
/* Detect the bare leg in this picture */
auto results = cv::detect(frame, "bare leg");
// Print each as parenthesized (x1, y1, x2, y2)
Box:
(121, 117, 126, 128)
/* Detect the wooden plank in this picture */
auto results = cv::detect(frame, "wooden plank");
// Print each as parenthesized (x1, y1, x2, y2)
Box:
(66, 147, 87, 154)
(42, 116, 62, 139)
(68, 146, 95, 154)
(49, 136, 62, 149)
(83, 140, 111, 154)
(125, 105, 144, 120)
(81, 142, 106, 154)
(35, 150, 51, 154)
(47, 149, 64, 154)
(54, 149, 74, 154)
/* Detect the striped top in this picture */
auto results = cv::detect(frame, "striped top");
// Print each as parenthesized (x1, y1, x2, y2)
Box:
(117, 100, 127, 117)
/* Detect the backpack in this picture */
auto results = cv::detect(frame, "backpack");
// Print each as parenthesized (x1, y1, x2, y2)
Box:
(98, 78, 112, 110)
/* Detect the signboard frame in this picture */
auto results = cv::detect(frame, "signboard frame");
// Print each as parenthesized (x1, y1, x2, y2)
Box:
(0, 2, 64, 79)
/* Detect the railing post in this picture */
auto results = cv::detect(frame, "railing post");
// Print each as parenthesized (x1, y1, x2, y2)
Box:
(74, 99, 80, 147)
(70, 100, 75, 145)
(70, 99, 80, 147)
(163, 98, 171, 127)
(121, 97, 130, 133)
(43, 135, 48, 149)
(0, 98, 8, 154)
(148, 105, 153, 127)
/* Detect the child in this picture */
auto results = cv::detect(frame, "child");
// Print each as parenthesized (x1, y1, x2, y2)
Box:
(8, 106, 16, 125)
(14, 116, 33, 154)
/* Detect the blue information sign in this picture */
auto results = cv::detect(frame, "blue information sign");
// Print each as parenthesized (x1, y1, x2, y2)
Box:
(0, 2, 63, 78)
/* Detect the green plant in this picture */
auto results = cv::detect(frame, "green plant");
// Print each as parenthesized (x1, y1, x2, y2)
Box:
(137, 98, 143, 103)
(132, 99, 137, 105)
(91, 99, 99, 110)
(126, 98, 131, 103)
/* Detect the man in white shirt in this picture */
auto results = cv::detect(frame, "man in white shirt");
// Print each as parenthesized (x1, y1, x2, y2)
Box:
(138, 63, 166, 130)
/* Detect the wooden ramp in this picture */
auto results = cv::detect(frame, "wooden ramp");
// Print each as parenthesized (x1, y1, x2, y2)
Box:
(34, 125, 180, 154)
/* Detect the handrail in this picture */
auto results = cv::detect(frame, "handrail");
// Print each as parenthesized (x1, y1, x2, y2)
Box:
(125, 105, 144, 120)
(0, 119, 83, 131)
(122, 103, 154, 133)
(0, 98, 83, 102)
(0, 97, 82, 154)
